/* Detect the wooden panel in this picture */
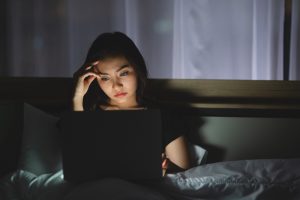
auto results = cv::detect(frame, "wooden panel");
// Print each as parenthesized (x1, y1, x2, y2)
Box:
(145, 79, 300, 111)
(0, 77, 300, 113)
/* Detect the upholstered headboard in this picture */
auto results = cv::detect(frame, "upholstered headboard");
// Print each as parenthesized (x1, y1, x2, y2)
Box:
(1, 77, 300, 176)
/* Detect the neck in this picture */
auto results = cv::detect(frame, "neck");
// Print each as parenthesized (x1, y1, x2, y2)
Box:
(108, 99, 140, 110)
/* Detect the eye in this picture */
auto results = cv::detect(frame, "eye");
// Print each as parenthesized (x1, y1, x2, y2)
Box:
(120, 71, 129, 76)
(101, 76, 110, 81)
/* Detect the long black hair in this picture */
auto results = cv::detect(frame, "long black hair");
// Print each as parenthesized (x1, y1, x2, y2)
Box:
(82, 32, 148, 110)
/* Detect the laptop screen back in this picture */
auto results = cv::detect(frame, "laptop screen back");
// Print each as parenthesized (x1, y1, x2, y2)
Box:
(60, 109, 162, 182)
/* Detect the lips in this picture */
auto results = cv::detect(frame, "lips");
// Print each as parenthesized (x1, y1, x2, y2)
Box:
(114, 92, 127, 97)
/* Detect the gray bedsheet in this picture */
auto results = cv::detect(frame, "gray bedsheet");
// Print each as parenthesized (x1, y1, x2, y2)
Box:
(1, 159, 300, 200)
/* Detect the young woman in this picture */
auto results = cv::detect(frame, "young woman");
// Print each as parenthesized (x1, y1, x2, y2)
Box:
(72, 32, 190, 175)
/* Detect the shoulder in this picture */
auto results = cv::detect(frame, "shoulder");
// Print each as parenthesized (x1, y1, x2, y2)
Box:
(141, 97, 160, 109)
(143, 98, 187, 151)
(160, 109, 186, 150)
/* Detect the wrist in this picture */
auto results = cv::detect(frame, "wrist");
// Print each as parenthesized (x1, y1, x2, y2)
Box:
(72, 94, 84, 102)
(72, 96, 84, 111)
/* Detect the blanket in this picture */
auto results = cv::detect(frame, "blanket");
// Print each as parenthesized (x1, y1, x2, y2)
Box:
(1, 159, 300, 200)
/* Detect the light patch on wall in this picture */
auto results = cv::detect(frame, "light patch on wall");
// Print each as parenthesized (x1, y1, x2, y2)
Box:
(154, 20, 172, 34)
(33, 36, 44, 50)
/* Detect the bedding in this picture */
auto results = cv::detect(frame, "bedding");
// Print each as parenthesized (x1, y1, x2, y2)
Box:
(1, 78, 300, 200)
(19, 103, 62, 176)
(1, 158, 300, 200)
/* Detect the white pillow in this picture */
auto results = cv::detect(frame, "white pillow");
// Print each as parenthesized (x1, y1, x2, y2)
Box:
(0, 169, 70, 200)
(18, 103, 62, 176)
(188, 143, 207, 166)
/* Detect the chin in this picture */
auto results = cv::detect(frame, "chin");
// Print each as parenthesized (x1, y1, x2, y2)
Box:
(112, 98, 128, 105)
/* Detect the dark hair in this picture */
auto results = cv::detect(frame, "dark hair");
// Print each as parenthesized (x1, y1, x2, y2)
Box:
(82, 32, 148, 110)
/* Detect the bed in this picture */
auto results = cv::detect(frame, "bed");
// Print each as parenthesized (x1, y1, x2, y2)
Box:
(0, 77, 300, 200)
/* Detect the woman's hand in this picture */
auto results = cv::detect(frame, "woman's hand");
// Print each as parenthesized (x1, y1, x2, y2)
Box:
(162, 153, 169, 176)
(73, 61, 100, 98)
(162, 152, 187, 176)
(72, 61, 100, 111)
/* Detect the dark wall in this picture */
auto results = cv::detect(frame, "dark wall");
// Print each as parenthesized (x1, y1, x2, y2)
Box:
(0, 0, 7, 75)
(188, 116, 300, 163)
(0, 102, 23, 178)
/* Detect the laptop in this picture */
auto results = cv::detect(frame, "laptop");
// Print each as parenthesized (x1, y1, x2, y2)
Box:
(59, 109, 162, 183)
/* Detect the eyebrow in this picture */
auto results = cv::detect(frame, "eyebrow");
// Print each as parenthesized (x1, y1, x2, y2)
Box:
(98, 64, 130, 75)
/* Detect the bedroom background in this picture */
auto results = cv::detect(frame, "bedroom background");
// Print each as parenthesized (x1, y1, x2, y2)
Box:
(0, 0, 299, 80)
(1, 1, 300, 198)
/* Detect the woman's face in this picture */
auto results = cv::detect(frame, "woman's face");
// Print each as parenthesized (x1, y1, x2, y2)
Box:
(93, 56, 138, 108)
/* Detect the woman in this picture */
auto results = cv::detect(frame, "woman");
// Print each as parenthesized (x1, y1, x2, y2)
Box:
(72, 32, 190, 175)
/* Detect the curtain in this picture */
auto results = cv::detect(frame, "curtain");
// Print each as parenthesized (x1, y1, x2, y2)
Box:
(6, 0, 69, 76)
(3, 0, 298, 80)
(172, 0, 285, 79)
(290, 0, 300, 80)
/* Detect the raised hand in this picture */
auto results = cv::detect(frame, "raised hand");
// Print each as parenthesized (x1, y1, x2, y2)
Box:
(72, 61, 100, 111)
(162, 153, 169, 176)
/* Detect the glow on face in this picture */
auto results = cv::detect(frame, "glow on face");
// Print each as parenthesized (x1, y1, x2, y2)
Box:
(93, 56, 138, 108)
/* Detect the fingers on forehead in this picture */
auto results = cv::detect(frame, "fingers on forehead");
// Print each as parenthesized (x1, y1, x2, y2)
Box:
(91, 60, 100, 67)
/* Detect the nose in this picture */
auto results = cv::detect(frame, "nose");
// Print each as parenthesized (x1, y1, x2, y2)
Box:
(112, 78, 123, 90)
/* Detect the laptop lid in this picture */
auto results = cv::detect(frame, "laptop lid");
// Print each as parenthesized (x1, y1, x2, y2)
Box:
(60, 109, 162, 183)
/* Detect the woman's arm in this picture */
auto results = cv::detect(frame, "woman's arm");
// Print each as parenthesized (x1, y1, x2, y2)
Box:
(164, 135, 191, 172)
(72, 96, 84, 111)
(72, 61, 100, 111)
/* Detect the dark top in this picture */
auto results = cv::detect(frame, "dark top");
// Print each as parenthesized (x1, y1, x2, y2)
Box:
(95, 104, 185, 152)
(141, 99, 185, 151)
(160, 109, 185, 151)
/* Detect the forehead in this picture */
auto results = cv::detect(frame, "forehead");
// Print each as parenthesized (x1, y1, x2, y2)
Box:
(94, 56, 131, 73)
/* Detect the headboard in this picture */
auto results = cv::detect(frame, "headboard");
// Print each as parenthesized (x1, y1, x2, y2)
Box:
(1, 77, 300, 176)
(1, 77, 300, 115)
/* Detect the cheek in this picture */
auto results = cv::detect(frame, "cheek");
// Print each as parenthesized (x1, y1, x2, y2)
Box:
(128, 76, 138, 90)
(96, 79, 103, 90)
(131, 72, 138, 85)
(97, 80, 109, 93)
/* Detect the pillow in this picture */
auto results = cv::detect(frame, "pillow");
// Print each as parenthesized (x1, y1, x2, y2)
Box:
(18, 103, 62, 176)
(188, 143, 207, 166)
(182, 114, 208, 166)
(0, 169, 70, 200)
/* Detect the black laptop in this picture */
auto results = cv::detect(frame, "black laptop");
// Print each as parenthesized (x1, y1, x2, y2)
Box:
(59, 109, 162, 183)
